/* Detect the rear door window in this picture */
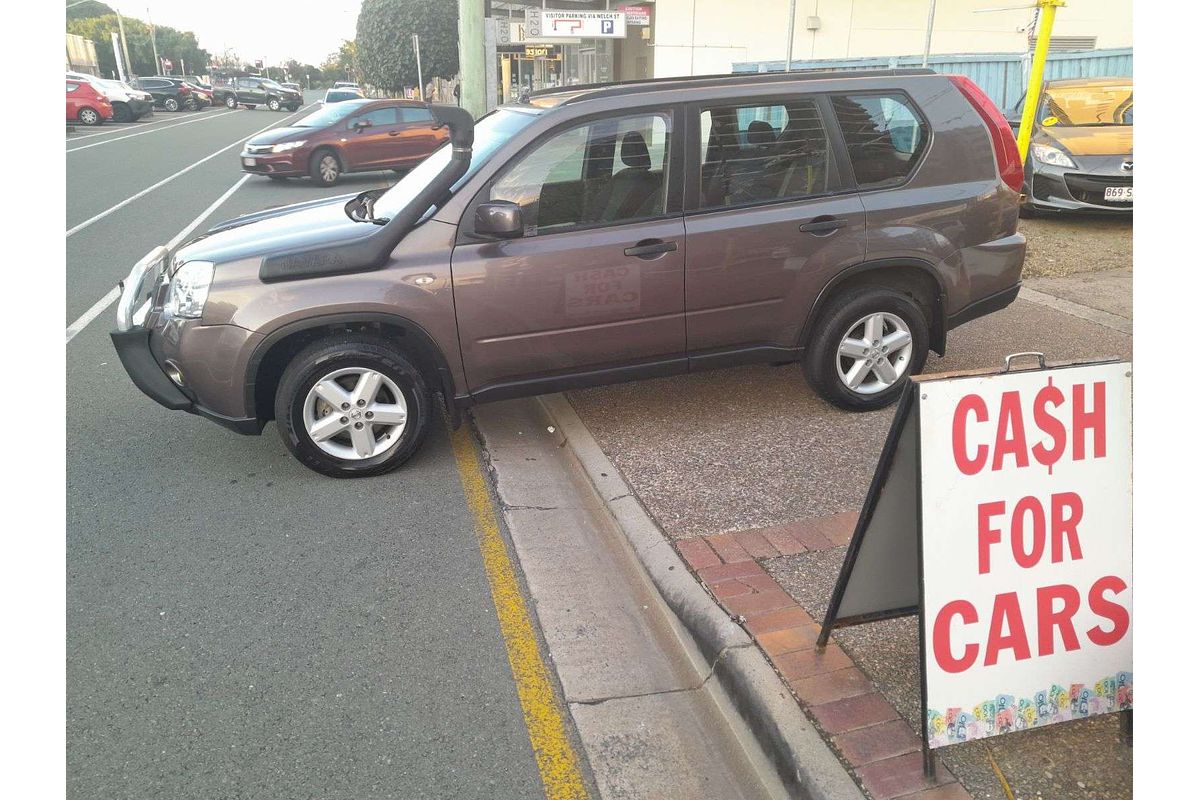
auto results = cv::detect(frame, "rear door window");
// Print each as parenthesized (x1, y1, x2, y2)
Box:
(67, 81, 80, 93)
(697, 98, 834, 208)
(488, 111, 672, 236)
(400, 107, 434, 123)
(830, 93, 928, 189)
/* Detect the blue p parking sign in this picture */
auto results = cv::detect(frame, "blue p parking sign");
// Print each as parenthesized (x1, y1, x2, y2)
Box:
(601, 19, 614, 34)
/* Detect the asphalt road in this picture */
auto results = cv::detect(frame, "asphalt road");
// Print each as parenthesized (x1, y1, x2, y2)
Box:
(66, 94, 547, 799)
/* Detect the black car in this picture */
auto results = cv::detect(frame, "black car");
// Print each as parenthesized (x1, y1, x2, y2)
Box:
(212, 77, 303, 112)
(130, 76, 197, 112)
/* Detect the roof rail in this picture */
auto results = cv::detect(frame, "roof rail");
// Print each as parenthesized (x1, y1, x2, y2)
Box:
(530, 68, 938, 103)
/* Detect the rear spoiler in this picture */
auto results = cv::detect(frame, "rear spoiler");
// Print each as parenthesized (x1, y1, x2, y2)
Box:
(259, 105, 474, 283)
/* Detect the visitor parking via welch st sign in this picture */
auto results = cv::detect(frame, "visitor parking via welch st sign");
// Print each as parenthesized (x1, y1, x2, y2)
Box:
(919, 359, 1131, 747)
(819, 355, 1131, 761)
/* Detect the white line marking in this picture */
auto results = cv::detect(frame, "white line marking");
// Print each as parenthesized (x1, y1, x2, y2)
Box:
(65, 103, 315, 239)
(1018, 286, 1133, 335)
(65, 173, 254, 345)
(65, 111, 207, 142)
(66, 110, 236, 152)
(65, 287, 121, 344)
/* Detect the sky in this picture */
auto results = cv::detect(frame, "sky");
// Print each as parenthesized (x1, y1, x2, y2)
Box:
(127, 0, 362, 66)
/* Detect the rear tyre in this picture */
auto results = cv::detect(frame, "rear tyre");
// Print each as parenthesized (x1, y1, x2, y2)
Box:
(112, 102, 132, 123)
(274, 337, 431, 478)
(225, 95, 238, 109)
(164, 97, 181, 112)
(78, 107, 102, 126)
(803, 286, 930, 411)
(267, 97, 282, 111)
(309, 149, 342, 186)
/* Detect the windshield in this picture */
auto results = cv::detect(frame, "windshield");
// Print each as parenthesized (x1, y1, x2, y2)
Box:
(374, 108, 541, 219)
(295, 101, 368, 127)
(1040, 84, 1133, 126)
(260, 79, 283, 90)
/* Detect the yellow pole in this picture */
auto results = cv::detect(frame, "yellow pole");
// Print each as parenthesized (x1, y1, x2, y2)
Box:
(1017, 0, 1065, 163)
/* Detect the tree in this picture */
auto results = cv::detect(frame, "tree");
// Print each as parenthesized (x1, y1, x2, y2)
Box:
(321, 40, 358, 85)
(356, 0, 459, 94)
(66, 13, 210, 78)
(66, 1, 114, 21)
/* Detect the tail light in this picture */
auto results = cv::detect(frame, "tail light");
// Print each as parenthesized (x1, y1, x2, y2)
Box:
(948, 75, 1024, 195)
(179, 85, 191, 94)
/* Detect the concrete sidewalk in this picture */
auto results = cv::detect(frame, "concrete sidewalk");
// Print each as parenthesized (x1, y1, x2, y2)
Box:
(563, 268, 1134, 800)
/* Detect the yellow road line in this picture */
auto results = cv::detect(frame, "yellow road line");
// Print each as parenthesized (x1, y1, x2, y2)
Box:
(985, 744, 1016, 800)
(450, 424, 590, 800)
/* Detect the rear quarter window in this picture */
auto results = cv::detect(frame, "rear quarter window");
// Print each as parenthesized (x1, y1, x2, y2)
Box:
(831, 93, 928, 189)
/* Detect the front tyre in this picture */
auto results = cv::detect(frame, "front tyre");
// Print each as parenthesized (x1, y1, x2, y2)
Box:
(803, 287, 930, 411)
(275, 337, 431, 478)
(267, 97, 282, 111)
(310, 149, 342, 186)
(225, 94, 238, 109)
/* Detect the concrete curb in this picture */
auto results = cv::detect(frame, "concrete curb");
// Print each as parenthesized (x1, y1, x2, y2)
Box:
(538, 393, 866, 800)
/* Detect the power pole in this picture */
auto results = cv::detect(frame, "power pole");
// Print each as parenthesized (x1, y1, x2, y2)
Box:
(413, 34, 424, 101)
(1016, 0, 1065, 162)
(457, 0, 486, 118)
(922, 0, 937, 68)
(784, 0, 797, 72)
(147, 8, 160, 75)
(111, 31, 127, 82)
(115, 8, 133, 77)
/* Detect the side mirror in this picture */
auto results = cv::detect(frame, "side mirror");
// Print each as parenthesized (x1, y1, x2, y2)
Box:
(353, 119, 373, 130)
(474, 200, 524, 239)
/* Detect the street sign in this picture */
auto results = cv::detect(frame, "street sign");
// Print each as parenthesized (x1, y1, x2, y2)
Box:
(526, 9, 627, 39)
(819, 356, 1132, 766)
(618, 5, 651, 26)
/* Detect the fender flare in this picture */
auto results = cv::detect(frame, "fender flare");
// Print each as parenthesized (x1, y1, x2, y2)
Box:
(243, 311, 462, 426)
(799, 257, 949, 355)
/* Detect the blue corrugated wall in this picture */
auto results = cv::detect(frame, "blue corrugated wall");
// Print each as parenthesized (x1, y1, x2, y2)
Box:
(733, 48, 1132, 111)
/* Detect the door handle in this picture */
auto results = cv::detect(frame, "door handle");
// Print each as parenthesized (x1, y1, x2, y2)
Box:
(623, 239, 678, 259)
(388, 131, 401, 136)
(799, 216, 848, 235)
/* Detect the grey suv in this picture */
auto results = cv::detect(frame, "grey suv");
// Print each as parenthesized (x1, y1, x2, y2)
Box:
(112, 70, 1026, 477)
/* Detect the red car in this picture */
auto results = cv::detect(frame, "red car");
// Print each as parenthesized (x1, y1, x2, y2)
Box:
(238, 99, 449, 185)
(67, 79, 113, 126)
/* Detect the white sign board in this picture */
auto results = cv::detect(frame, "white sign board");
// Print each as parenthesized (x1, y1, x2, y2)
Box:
(527, 10, 627, 39)
(918, 362, 1132, 747)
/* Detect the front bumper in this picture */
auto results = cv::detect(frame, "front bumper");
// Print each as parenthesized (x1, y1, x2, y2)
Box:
(1025, 159, 1133, 214)
(111, 249, 266, 436)
(127, 98, 153, 118)
(239, 149, 305, 176)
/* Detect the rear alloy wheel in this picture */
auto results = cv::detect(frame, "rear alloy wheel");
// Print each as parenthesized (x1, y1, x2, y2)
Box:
(225, 95, 238, 109)
(78, 107, 102, 126)
(803, 287, 930, 411)
(275, 338, 430, 478)
(310, 150, 342, 186)
(267, 97, 282, 111)
(164, 97, 180, 112)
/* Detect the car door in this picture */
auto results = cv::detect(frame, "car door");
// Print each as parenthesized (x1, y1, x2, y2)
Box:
(343, 106, 401, 169)
(383, 106, 442, 165)
(451, 108, 686, 394)
(682, 94, 867, 357)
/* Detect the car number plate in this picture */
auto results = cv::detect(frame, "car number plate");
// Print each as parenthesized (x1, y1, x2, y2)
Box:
(1104, 186, 1132, 202)
(243, 157, 257, 166)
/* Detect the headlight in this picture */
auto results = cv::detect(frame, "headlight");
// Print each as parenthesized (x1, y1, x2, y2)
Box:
(271, 140, 306, 153)
(1031, 143, 1076, 168)
(166, 261, 214, 319)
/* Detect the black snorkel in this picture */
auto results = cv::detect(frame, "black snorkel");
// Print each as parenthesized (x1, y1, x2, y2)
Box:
(259, 104, 475, 283)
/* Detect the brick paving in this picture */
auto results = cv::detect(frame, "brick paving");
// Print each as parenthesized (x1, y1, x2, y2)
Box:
(676, 512, 972, 800)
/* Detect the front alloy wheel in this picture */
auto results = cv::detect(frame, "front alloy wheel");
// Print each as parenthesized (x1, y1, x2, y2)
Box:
(311, 151, 341, 185)
(268, 97, 282, 111)
(275, 337, 430, 477)
(803, 286, 930, 411)
(225, 94, 238, 108)
(836, 312, 914, 395)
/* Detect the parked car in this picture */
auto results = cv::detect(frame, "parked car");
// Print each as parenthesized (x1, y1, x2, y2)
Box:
(66, 71, 154, 122)
(130, 76, 197, 112)
(238, 99, 447, 185)
(184, 82, 213, 108)
(66, 79, 112, 125)
(97, 78, 155, 121)
(112, 69, 1026, 477)
(1010, 77, 1132, 215)
(333, 81, 360, 89)
(212, 77, 303, 111)
(323, 87, 364, 104)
